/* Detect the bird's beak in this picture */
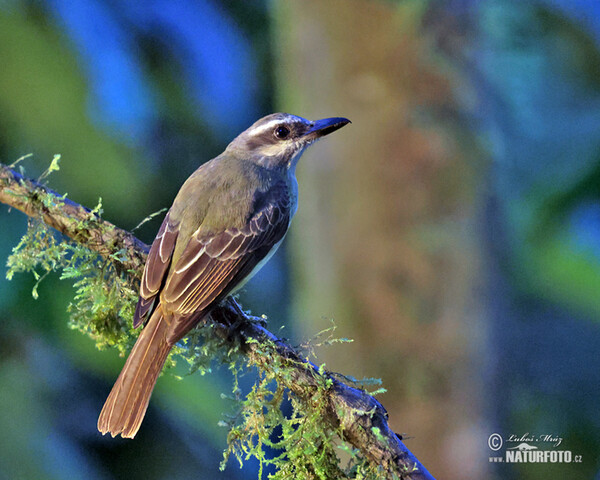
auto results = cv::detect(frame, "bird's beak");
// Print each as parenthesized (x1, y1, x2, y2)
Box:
(304, 117, 351, 141)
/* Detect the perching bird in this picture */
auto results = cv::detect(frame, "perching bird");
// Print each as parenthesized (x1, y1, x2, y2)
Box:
(98, 113, 350, 438)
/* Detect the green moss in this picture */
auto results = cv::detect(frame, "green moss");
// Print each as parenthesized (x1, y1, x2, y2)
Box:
(6, 211, 138, 353)
(7, 218, 389, 477)
(219, 329, 391, 479)
(5, 161, 392, 480)
(221, 339, 342, 479)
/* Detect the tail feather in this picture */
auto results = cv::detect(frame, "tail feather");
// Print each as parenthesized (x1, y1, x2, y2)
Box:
(98, 308, 172, 438)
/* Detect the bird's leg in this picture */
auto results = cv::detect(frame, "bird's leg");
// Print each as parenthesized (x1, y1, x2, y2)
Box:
(208, 298, 249, 341)
(210, 298, 268, 347)
(223, 297, 267, 327)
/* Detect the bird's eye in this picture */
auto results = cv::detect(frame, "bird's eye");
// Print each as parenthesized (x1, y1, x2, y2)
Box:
(274, 126, 290, 139)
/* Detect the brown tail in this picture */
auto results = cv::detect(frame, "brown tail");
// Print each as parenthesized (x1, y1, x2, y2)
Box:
(98, 307, 172, 438)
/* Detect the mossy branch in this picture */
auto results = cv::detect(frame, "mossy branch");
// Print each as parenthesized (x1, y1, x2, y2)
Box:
(0, 161, 435, 480)
(0, 160, 148, 273)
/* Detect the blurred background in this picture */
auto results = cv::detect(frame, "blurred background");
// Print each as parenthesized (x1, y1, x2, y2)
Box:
(0, 0, 599, 479)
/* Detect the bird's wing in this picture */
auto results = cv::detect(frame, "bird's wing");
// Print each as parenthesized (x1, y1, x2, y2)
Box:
(161, 184, 291, 343)
(133, 211, 179, 328)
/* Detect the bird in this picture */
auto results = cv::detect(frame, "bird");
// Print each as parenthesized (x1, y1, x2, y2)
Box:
(97, 113, 350, 438)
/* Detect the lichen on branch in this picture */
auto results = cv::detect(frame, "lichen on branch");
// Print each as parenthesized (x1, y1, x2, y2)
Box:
(1, 159, 435, 480)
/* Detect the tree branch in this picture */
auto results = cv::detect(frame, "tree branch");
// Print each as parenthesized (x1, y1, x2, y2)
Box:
(0, 162, 148, 273)
(0, 162, 435, 480)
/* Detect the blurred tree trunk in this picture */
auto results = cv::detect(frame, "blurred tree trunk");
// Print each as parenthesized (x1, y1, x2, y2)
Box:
(273, 1, 487, 478)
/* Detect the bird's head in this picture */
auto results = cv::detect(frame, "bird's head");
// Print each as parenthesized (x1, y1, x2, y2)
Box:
(227, 113, 350, 171)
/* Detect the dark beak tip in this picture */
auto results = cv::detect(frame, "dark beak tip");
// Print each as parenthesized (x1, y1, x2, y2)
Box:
(331, 117, 351, 127)
(310, 116, 352, 137)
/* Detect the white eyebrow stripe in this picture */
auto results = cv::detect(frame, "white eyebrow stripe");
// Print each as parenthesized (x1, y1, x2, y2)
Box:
(249, 118, 291, 137)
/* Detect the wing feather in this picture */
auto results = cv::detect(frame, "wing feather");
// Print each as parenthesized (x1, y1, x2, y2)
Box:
(161, 183, 292, 343)
(133, 211, 179, 328)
